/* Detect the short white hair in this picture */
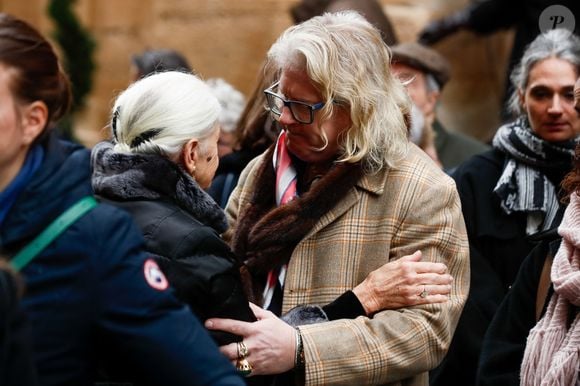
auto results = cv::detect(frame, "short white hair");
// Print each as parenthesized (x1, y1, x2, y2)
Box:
(206, 77, 246, 134)
(110, 71, 221, 158)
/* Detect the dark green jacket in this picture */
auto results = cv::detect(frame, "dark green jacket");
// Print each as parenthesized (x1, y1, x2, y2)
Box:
(434, 119, 489, 171)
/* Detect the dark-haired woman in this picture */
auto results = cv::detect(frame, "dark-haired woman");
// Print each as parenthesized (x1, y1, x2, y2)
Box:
(477, 76, 580, 386)
(438, 29, 580, 386)
(0, 13, 243, 386)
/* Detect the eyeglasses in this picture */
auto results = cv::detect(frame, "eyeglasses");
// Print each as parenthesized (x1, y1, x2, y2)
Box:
(264, 81, 325, 124)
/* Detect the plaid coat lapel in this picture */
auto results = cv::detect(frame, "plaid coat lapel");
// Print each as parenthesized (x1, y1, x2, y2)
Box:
(306, 167, 388, 239)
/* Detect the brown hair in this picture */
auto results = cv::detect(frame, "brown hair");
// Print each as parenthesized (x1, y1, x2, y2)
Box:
(0, 13, 71, 131)
(235, 60, 279, 154)
(561, 144, 580, 202)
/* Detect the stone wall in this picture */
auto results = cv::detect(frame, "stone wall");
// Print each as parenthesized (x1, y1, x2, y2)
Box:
(3, 0, 511, 146)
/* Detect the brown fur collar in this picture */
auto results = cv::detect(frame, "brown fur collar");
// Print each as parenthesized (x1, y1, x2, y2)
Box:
(232, 144, 363, 302)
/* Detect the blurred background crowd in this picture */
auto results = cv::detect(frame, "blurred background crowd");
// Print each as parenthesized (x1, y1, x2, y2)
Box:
(7, 0, 514, 148)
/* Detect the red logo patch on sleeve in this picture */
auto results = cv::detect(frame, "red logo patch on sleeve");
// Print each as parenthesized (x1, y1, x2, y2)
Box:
(143, 259, 169, 291)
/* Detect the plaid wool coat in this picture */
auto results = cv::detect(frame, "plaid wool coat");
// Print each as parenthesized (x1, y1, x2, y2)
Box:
(225, 144, 470, 386)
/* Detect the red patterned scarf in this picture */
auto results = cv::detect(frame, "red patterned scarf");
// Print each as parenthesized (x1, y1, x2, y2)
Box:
(262, 132, 297, 309)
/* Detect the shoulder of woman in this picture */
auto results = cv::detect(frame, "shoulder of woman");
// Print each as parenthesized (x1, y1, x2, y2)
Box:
(451, 148, 504, 186)
(122, 199, 230, 259)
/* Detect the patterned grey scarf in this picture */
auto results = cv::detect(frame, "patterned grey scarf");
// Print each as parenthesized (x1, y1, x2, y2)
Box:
(492, 117, 577, 234)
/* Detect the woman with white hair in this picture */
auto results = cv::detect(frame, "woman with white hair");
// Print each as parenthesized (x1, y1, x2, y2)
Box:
(91, 71, 256, 345)
(206, 11, 469, 385)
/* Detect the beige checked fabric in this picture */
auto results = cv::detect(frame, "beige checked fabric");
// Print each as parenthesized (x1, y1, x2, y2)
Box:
(225, 144, 470, 386)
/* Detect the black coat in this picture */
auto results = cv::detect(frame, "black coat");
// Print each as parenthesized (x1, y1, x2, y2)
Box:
(430, 149, 566, 386)
(476, 232, 560, 386)
(453, 149, 547, 289)
(91, 141, 255, 345)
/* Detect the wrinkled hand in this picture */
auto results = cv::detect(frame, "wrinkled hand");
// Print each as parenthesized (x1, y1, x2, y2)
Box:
(205, 303, 296, 376)
(352, 251, 453, 315)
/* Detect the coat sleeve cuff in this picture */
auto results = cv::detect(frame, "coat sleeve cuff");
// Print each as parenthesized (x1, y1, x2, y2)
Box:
(322, 290, 366, 320)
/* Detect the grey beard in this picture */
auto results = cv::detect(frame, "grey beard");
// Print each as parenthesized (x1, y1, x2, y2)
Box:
(409, 103, 426, 145)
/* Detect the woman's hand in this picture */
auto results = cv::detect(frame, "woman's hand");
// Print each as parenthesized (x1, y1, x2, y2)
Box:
(205, 303, 297, 376)
(352, 251, 453, 315)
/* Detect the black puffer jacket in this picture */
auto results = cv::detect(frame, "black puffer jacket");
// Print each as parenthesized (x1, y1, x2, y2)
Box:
(91, 141, 255, 344)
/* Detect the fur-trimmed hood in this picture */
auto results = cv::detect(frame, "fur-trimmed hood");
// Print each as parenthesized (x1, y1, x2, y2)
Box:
(91, 141, 227, 233)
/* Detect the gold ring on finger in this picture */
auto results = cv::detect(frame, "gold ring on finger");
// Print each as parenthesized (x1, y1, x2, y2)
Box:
(236, 357, 253, 376)
(237, 340, 249, 359)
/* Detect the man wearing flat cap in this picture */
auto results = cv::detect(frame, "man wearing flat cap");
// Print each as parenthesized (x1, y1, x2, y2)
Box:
(391, 42, 489, 171)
